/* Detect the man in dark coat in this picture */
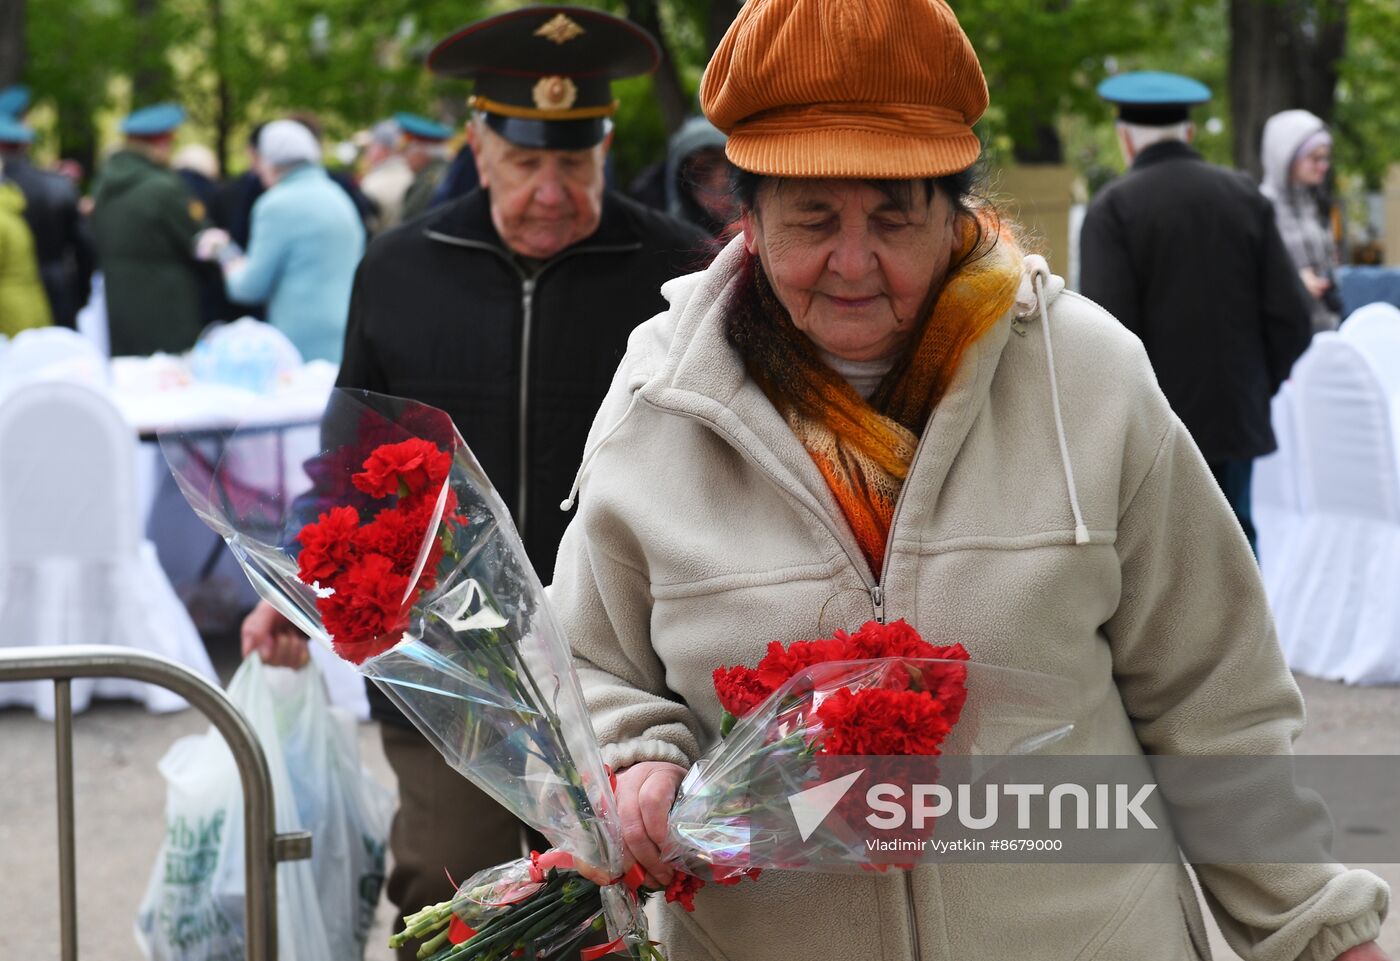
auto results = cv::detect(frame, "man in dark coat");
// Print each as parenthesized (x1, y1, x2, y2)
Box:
(92, 103, 208, 355)
(0, 124, 93, 328)
(239, 8, 706, 957)
(1079, 72, 1313, 548)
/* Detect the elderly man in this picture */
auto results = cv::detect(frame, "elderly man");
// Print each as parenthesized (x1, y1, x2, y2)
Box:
(1079, 72, 1313, 551)
(396, 112, 454, 222)
(197, 120, 364, 362)
(240, 8, 706, 956)
(92, 103, 209, 355)
(359, 118, 414, 233)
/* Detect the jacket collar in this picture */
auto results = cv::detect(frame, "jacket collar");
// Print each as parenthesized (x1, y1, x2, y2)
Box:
(422, 188, 644, 259)
(636, 236, 1024, 569)
(1131, 139, 1203, 171)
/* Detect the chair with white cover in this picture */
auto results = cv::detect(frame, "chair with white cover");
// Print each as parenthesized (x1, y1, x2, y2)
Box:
(1269, 333, 1400, 683)
(1341, 301, 1400, 343)
(0, 326, 109, 396)
(0, 381, 218, 717)
(1252, 383, 1305, 600)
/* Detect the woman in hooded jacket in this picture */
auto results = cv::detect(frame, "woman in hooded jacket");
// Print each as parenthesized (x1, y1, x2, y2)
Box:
(548, 2, 1391, 960)
(1261, 109, 1341, 332)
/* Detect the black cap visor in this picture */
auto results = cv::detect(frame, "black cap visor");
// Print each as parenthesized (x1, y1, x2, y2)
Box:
(484, 113, 606, 150)
(1117, 105, 1192, 126)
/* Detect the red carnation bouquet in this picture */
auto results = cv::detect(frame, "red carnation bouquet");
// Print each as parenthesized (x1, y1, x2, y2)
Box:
(162, 390, 659, 960)
(662, 620, 1075, 894)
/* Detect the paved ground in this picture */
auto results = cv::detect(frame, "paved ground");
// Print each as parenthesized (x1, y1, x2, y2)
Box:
(1, 632, 1395, 960)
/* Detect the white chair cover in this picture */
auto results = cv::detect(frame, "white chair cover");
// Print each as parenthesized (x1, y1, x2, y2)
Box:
(1341, 301, 1400, 342)
(0, 326, 108, 396)
(1268, 334, 1400, 684)
(1253, 384, 1305, 596)
(0, 382, 218, 717)
(75, 271, 110, 358)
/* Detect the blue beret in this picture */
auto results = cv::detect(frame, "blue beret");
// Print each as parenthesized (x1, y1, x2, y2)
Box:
(121, 103, 186, 137)
(394, 112, 453, 142)
(0, 115, 35, 144)
(1097, 71, 1210, 107)
(0, 85, 31, 118)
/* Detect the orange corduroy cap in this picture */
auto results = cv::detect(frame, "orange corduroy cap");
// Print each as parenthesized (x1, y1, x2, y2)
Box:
(700, 0, 987, 179)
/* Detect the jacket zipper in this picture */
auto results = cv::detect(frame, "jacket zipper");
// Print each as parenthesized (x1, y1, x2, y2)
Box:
(424, 229, 640, 541)
(517, 277, 536, 535)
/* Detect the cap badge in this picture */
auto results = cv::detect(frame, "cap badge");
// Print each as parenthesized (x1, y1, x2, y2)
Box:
(535, 13, 585, 45)
(532, 76, 579, 111)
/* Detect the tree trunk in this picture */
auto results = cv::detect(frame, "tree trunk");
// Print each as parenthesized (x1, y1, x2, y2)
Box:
(0, 0, 25, 90)
(1013, 123, 1064, 166)
(1229, 0, 1346, 179)
(707, 0, 744, 54)
(130, 0, 172, 106)
(56, 108, 97, 183)
(209, 0, 230, 175)
(626, 0, 688, 134)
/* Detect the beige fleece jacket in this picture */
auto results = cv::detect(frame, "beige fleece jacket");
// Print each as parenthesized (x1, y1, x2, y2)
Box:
(548, 237, 1388, 961)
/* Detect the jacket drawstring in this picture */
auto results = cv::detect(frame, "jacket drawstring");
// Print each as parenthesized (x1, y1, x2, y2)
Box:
(1032, 269, 1091, 545)
(559, 392, 642, 512)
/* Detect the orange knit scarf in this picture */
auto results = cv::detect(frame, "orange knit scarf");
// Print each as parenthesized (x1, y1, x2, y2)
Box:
(732, 212, 1022, 577)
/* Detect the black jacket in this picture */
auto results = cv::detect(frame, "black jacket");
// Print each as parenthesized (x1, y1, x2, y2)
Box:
(337, 188, 708, 725)
(1079, 141, 1313, 461)
(2, 155, 93, 328)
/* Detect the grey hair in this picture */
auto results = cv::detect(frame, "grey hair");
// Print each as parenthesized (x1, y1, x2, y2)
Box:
(1117, 121, 1193, 152)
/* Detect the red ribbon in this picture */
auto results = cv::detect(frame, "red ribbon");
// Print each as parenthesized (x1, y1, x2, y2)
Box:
(528, 848, 577, 883)
(527, 849, 644, 893)
(447, 915, 476, 944)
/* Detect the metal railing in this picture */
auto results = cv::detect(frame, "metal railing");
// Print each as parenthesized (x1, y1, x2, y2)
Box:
(0, 645, 312, 961)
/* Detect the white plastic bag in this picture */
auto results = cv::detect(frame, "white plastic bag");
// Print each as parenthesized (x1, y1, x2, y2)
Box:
(135, 656, 393, 961)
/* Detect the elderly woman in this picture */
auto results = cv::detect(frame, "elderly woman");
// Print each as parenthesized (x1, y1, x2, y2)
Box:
(1261, 109, 1341, 332)
(548, 1, 1389, 960)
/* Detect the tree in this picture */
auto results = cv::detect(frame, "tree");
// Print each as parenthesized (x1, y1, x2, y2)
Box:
(1229, 0, 1346, 178)
(1332, 0, 1400, 188)
(0, 0, 24, 91)
(955, 0, 1204, 165)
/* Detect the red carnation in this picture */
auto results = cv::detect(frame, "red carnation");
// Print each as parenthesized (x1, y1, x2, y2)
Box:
(816, 687, 955, 756)
(664, 873, 705, 912)
(841, 620, 935, 660)
(712, 665, 774, 718)
(295, 505, 361, 584)
(352, 438, 452, 499)
(753, 637, 851, 690)
(319, 553, 412, 663)
(358, 490, 455, 575)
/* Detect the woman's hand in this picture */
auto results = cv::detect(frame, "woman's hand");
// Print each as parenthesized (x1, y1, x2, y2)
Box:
(240, 600, 309, 668)
(614, 761, 688, 888)
(1336, 943, 1391, 961)
(1300, 266, 1333, 300)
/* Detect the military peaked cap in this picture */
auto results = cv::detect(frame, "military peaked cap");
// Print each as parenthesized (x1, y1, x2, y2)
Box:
(427, 6, 659, 150)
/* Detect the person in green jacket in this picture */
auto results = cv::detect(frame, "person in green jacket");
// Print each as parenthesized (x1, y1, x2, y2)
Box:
(92, 103, 208, 356)
(0, 118, 53, 335)
(396, 112, 453, 222)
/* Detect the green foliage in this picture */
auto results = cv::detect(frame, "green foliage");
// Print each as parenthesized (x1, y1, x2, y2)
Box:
(19, 0, 1400, 191)
(957, 0, 1214, 164)
(1334, 0, 1400, 188)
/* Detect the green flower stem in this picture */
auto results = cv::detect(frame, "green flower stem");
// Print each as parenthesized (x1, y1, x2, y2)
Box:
(416, 927, 451, 959)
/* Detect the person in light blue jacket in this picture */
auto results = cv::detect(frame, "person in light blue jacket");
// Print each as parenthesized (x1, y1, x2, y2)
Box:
(201, 119, 364, 363)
